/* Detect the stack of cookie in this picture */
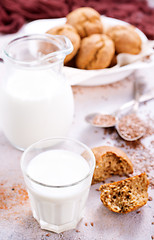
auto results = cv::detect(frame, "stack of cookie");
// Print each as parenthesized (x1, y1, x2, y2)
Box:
(46, 7, 142, 70)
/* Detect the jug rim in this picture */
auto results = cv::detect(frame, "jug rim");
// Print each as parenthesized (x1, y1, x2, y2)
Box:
(3, 34, 73, 68)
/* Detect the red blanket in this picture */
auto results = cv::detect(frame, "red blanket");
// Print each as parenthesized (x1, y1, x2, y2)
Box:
(0, 0, 154, 39)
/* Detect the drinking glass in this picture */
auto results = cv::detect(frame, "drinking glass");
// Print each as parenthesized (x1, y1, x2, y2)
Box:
(21, 137, 95, 233)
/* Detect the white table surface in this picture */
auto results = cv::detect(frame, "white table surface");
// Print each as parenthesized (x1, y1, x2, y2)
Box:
(0, 27, 154, 240)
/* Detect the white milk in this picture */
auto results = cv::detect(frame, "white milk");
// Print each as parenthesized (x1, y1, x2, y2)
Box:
(26, 149, 91, 233)
(0, 69, 74, 150)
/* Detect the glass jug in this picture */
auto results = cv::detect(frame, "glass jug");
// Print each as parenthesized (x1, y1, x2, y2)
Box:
(0, 34, 74, 150)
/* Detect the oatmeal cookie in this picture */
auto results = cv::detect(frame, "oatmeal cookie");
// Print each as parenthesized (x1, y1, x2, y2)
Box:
(106, 25, 142, 54)
(66, 7, 103, 38)
(76, 34, 115, 70)
(46, 24, 81, 63)
(99, 173, 149, 213)
(92, 146, 133, 184)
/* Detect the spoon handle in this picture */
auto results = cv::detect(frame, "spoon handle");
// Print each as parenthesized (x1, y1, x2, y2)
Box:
(118, 88, 154, 113)
(133, 77, 142, 112)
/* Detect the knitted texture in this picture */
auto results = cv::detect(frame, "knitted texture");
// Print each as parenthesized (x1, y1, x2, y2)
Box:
(0, 0, 154, 39)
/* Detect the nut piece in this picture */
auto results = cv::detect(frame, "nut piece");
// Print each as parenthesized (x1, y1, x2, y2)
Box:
(92, 146, 133, 184)
(99, 173, 149, 213)
(76, 34, 115, 70)
(46, 24, 81, 63)
(66, 7, 103, 38)
(106, 25, 142, 54)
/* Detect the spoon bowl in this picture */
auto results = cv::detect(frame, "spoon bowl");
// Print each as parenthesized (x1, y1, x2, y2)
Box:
(85, 87, 154, 141)
(116, 112, 146, 141)
(85, 113, 116, 128)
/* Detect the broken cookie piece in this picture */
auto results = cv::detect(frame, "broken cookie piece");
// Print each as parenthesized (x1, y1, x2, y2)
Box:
(99, 173, 149, 213)
(92, 146, 133, 184)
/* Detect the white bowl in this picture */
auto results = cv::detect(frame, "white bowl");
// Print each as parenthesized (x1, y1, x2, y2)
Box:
(23, 16, 154, 86)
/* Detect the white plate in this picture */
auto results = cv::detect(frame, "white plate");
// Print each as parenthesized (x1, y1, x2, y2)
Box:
(23, 16, 154, 86)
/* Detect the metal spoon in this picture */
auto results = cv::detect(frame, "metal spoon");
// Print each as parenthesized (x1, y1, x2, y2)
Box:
(85, 87, 154, 129)
(116, 112, 146, 141)
(116, 78, 147, 141)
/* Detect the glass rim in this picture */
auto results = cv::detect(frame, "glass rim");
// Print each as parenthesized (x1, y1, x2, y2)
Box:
(20, 137, 95, 188)
(3, 33, 73, 67)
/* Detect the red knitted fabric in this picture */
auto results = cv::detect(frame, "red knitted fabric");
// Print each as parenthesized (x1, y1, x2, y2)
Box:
(0, 0, 69, 33)
(0, 0, 154, 39)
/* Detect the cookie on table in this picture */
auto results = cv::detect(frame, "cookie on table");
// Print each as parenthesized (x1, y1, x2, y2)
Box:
(46, 24, 81, 64)
(66, 7, 103, 38)
(99, 173, 149, 213)
(76, 34, 115, 70)
(106, 25, 142, 54)
(92, 146, 133, 184)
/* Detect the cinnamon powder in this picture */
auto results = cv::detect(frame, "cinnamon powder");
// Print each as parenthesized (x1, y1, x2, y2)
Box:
(0, 183, 28, 210)
(117, 113, 145, 140)
(93, 114, 116, 127)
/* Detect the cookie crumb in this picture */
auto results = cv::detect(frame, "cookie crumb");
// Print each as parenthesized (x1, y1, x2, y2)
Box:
(96, 189, 99, 191)
(85, 223, 88, 226)
(91, 222, 94, 227)
(136, 211, 141, 214)
(46, 233, 50, 237)
(76, 229, 80, 232)
(151, 236, 154, 240)
(148, 196, 153, 201)
(152, 222, 154, 225)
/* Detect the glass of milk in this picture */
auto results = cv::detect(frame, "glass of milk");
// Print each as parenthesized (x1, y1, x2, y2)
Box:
(0, 34, 74, 150)
(21, 137, 95, 233)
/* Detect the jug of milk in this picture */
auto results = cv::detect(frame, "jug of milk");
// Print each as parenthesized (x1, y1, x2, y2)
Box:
(0, 34, 74, 150)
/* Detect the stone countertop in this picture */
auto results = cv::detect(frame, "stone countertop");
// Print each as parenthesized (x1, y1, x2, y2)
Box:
(0, 35, 154, 240)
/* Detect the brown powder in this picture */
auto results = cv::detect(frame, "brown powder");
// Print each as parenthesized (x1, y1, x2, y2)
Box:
(102, 111, 154, 188)
(93, 114, 116, 127)
(117, 113, 145, 140)
(0, 184, 28, 210)
(72, 86, 84, 95)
